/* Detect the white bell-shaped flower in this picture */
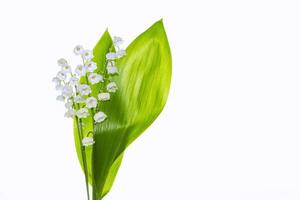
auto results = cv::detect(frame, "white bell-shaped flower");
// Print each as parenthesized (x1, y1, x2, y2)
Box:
(57, 58, 68, 67)
(64, 109, 75, 118)
(74, 45, 84, 55)
(106, 52, 117, 60)
(61, 65, 72, 73)
(62, 85, 73, 97)
(107, 65, 118, 75)
(52, 77, 60, 84)
(82, 137, 95, 146)
(56, 95, 65, 102)
(85, 61, 97, 72)
(74, 95, 85, 103)
(113, 36, 124, 47)
(65, 101, 73, 109)
(76, 108, 89, 118)
(69, 77, 79, 86)
(116, 49, 126, 58)
(94, 111, 107, 123)
(83, 50, 93, 60)
(107, 82, 118, 93)
(98, 92, 110, 101)
(78, 84, 91, 96)
(75, 64, 86, 76)
(85, 97, 97, 108)
(57, 71, 67, 81)
(55, 84, 64, 91)
(88, 73, 103, 84)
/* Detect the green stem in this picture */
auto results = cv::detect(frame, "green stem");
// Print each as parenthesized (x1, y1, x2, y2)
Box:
(91, 108, 97, 200)
(93, 186, 99, 200)
(75, 107, 90, 200)
(80, 118, 91, 200)
(81, 55, 96, 200)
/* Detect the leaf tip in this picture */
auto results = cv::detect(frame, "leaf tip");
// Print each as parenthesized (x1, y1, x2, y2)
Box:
(154, 18, 164, 27)
(104, 27, 109, 34)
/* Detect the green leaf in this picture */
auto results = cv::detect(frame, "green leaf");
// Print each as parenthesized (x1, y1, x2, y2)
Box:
(101, 153, 124, 197)
(91, 19, 172, 198)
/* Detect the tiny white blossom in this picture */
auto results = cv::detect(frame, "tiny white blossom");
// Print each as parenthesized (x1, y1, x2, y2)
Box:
(57, 58, 68, 67)
(85, 97, 97, 108)
(64, 109, 75, 118)
(98, 92, 110, 101)
(62, 85, 73, 97)
(76, 108, 89, 118)
(57, 71, 67, 81)
(56, 95, 65, 102)
(85, 61, 97, 72)
(107, 64, 118, 75)
(113, 36, 124, 47)
(55, 84, 64, 91)
(74, 45, 84, 55)
(69, 77, 79, 86)
(88, 73, 103, 84)
(82, 137, 95, 146)
(65, 101, 73, 109)
(75, 64, 86, 76)
(94, 111, 107, 123)
(83, 50, 93, 60)
(61, 65, 72, 73)
(52, 77, 60, 84)
(78, 84, 91, 96)
(116, 49, 126, 58)
(74, 95, 85, 103)
(106, 52, 117, 60)
(107, 82, 118, 93)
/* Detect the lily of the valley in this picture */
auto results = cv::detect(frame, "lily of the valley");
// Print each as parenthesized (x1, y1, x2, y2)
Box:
(83, 50, 93, 60)
(52, 77, 60, 84)
(65, 101, 73, 109)
(82, 137, 95, 146)
(98, 93, 110, 101)
(86, 97, 97, 108)
(57, 71, 67, 80)
(107, 62, 118, 75)
(107, 82, 118, 93)
(53, 40, 125, 145)
(94, 111, 107, 123)
(65, 109, 75, 118)
(78, 84, 91, 96)
(74, 45, 84, 55)
(85, 61, 97, 72)
(69, 77, 79, 86)
(74, 95, 85, 103)
(76, 108, 89, 118)
(56, 95, 65, 102)
(88, 73, 103, 85)
(62, 65, 72, 73)
(62, 85, 73, 97)
(113, 36, 124, 47)
(55, 84, 64, 91)
(75, 65, 86, 76)
(106, 52, 117, 60)
(57, 58, 68, 67)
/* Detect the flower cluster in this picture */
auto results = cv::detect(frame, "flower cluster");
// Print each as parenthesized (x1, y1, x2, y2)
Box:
(52, 37, 125, 146)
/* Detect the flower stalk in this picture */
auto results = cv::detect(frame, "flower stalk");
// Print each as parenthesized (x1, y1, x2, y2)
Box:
(52, 37, 126, 200)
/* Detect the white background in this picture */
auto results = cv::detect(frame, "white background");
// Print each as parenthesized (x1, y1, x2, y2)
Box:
(0, 0, 300, 199)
